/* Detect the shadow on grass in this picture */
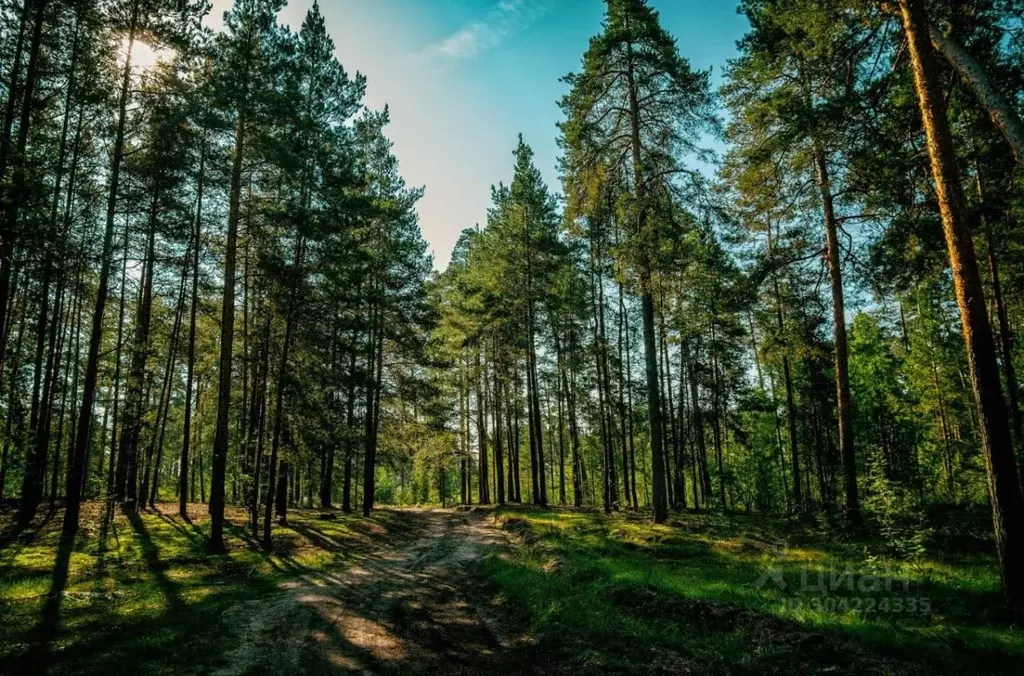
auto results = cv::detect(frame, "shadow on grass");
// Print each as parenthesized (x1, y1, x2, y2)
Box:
(153, 509, 207, 554)
(11, 532, 78, 672)
(124, 507, 184, 615)
(1, 506, 496, 675)
(486, 507, 1024, 676)
(0, 507, 55, 553)
(288, 520, 349, 554)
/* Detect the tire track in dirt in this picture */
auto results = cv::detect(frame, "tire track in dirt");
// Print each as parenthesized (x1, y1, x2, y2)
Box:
(215, 509, 531, 675)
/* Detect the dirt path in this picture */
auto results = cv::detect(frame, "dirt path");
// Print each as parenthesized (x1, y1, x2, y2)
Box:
(215, 509, 531, 675)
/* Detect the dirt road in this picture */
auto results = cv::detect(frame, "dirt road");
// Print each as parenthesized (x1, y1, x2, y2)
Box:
(215, 509, 532, 675)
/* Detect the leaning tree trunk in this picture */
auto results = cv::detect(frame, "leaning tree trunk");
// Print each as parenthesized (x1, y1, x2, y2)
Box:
(926, 23, 1024, 166)
(899, 0, 1024, 608)
(973, 167, 1024, 480)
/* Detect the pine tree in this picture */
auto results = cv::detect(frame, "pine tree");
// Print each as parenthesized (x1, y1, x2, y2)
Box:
(559, 0, 716, 522)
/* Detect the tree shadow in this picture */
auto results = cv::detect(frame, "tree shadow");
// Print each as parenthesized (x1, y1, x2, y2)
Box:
(4, 532, 78, 672)
(0, 508, 55, 551)
(288, 521, 350, 555)
(153, 510, 207, 553)
(125, 507, 183, 615)
(223, 520, 307, 575)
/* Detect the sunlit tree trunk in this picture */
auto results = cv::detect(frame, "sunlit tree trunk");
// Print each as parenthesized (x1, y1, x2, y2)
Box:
(899, 0, 1024, 607)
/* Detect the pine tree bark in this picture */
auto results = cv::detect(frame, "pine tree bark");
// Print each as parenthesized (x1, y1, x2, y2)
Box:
(361, 298, 384, 517)
(973, 167, 1023, 478)
(899, 0, 1024, 607)
(814, 144, 859, 522)
(146, 241, 190, 507)
(115, 189, 159, 507)
(263, 238, 304, 546)
(341, 332, 356, 514)
(769, 220, 802, 512)
(476, 350, 490, 504)
(180, 133, 205, 517)
(493, 337, 506, 505)
(925, 23, 1024, 165)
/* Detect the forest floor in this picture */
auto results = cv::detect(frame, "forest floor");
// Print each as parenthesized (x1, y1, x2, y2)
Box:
(1, 501, 1023, 675)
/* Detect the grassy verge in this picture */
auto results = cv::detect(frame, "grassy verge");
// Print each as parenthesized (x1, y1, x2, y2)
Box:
(482, 507, 1024, 675)
(0, 501, 405, 675)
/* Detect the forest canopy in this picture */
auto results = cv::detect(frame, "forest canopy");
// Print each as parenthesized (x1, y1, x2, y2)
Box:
(1, 0, 1024, 636)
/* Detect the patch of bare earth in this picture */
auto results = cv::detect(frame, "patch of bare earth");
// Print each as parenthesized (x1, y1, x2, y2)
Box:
(215, 509, 531, 675)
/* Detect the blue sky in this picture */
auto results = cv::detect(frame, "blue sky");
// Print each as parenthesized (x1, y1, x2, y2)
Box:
(209, 0, 752, 269)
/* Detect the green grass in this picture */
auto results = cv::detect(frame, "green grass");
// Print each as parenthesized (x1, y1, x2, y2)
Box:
(482, 507, 1024, 675)
(0, 501, 406, 675)
(4, 501, 1021, 675)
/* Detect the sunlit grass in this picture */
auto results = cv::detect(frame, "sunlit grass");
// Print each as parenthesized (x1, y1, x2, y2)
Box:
(483, 507, 1024, 675)
(0, 501, 403, 675)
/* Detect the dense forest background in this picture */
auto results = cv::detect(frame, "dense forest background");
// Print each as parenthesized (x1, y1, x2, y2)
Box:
(2, 0, 1024, 610)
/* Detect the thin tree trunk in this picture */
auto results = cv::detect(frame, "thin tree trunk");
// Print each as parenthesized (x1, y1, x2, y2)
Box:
(62, 1, 139, 536)
(263, 238, 304, 545)
(147, 241, 190, 507)
(973, 165, 1023, 478)
(493, 337, 505, 505)
(0, 0, 48, 390)
(477, 350, 490, 504)
(625, 28, 667, 521)
(814, 144, 859, 522)
(180, 133, 205, 518)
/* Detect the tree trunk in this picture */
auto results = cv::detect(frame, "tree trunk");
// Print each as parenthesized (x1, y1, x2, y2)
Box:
(361, 298, 384, 517)
(210, 98, 248, 551)
(814, 144, 859, 522)
(624, 31, 667, 522)
(180, 133, 205, 518)
(973, 166, 1023, 479)
(476, 350, 490, 504)
(147, 241, 190, 507)
(899, 0, 1024, 607)
(926, 23, 1024, 165)
(262, 238, 304, 546)
(493, 338, 506, 505)
(0, 0, 48, 392)
(62, 2, 138, 536)
(115, 188, 159, 507)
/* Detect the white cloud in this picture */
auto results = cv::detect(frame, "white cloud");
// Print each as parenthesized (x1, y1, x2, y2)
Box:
(431, 0, 550, 60)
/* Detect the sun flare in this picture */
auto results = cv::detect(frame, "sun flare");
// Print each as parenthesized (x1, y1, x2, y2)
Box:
(125, 37, 174, 71)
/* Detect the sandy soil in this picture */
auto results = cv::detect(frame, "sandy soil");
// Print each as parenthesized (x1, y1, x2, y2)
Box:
(215, 509, 533, 675)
